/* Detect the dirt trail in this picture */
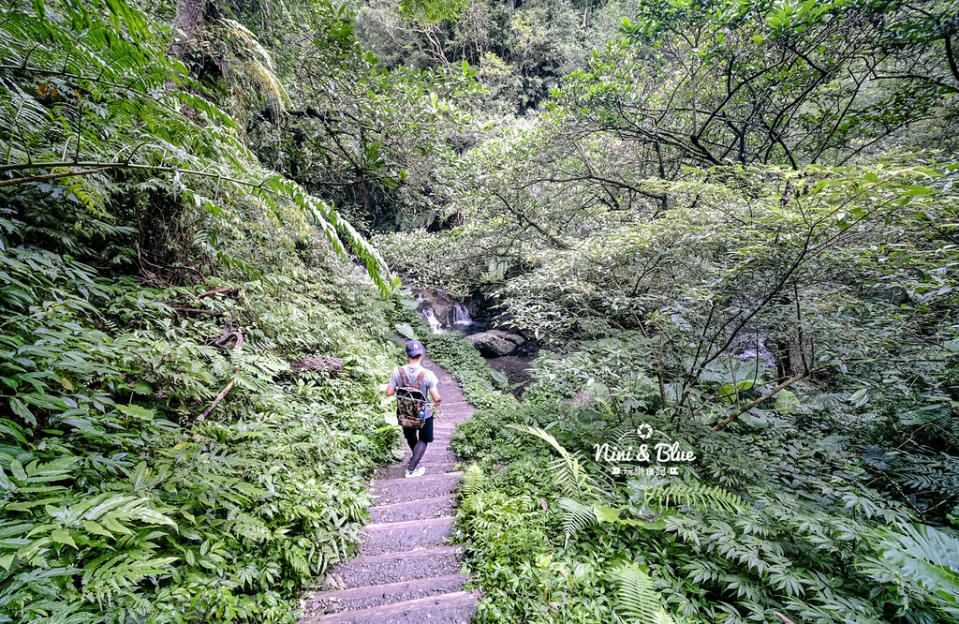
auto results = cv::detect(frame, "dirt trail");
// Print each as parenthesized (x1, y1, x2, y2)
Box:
(297, 355, 478, 624)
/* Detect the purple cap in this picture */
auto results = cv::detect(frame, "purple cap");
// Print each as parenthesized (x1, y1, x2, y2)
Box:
(405, 339, 425, 357)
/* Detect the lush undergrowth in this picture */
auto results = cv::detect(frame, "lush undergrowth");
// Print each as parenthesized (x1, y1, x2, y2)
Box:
(0, 2, 405, 622)
(1, 237, 404, 623)
(420, 325, 959, 624)
(4, 0, 959, 623)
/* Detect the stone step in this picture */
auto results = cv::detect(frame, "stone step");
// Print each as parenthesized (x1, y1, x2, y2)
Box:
(399, 450, 458, 465)
(437, 405, 471, 413)
(371, 472, 463, 505)
(303, 590, 479, 624)
(426, 434, 454, 445)
(319, 546, 464, 590)
(379, 462, 458, 481)
(437, 413, 471, 422)
(360, 516, 454, 556)
(399, 448, 453, 463)
(368, 493, 457, 523)
(301, 574, 470, 616)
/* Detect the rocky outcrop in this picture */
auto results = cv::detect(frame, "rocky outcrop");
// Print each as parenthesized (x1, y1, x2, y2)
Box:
(466, 329, 525, 357)
(290, 356, 345, 374)
(413, 288, 474, 331)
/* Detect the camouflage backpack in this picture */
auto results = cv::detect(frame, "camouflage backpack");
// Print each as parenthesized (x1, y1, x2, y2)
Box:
(394, 366, 427, 429)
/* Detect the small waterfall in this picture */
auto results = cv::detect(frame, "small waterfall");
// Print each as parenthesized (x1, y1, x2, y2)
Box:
(422, 307, 443, 333)
(452, 303, 472, 326)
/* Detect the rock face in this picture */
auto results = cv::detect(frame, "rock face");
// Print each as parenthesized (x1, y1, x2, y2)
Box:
(290, 356, 345, 374)
(466, 329, 525, 357)
(413, 288, 474, 331)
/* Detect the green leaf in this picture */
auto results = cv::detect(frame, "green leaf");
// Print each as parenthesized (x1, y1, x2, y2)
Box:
(51, 529, 76, 548)
(774, 389, 800, 414)
(848, 388, 869, 407)
(9, 397, 36, 426)
(83, 520, 113, 538)
(595, 505, 622, 523)
(9, 460, 28, 482)
(117, 404, 154, 421)
(395, 323, 416, 339)
(489, 369, 508, 386)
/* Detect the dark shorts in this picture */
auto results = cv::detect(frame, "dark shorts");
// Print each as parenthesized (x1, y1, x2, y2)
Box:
(402, 416, 434, 447)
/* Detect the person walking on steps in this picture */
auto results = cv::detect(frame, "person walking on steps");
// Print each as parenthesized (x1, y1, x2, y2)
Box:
(386, 339, 442, 478)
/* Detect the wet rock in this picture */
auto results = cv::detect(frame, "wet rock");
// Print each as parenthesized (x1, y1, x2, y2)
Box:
(486, 329, 525, 345)
(413, 288, 475, 331)
(466, 332, 515, 356)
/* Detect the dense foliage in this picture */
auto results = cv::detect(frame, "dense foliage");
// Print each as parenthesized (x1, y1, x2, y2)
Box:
(3, 0, 959, 623)
(432, 331, 959, 623)
(375, 1, 959, 623)
(0, 1, 405, 622)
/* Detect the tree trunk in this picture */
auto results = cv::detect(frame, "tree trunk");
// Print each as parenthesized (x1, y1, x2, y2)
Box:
(171, 0, 210, 60)
(788, 326, 808, 376)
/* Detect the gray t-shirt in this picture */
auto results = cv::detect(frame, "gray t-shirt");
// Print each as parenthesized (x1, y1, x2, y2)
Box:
(388, 364, 439, 417)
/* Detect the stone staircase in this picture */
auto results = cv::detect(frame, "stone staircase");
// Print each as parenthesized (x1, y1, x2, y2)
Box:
(297, 357, 478, 624)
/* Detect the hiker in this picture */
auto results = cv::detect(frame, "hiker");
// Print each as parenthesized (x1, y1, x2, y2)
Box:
(385, 339, 442, 478)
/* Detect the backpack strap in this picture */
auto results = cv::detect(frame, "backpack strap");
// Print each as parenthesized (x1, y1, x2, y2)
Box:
(397, 365, 410, 387)
(413, 369, 426, 389)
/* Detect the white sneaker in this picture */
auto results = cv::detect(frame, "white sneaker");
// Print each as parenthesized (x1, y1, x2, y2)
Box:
(405, 466, 425, 478)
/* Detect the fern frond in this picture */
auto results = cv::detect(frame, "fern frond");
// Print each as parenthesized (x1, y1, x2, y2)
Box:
(646, 482, 745, 514)
(865, 523, 959, 615)
(507, 424, 596, 499)
(259, 177, 397, 295)
(558, 497, 596, 545)
(613, 563, 676, 624)
(461, 463, 484, 497)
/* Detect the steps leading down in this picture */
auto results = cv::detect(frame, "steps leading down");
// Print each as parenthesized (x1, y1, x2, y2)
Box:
(297, 356, 478, 624)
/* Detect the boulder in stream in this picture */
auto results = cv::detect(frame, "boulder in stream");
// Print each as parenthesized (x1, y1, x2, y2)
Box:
(467, 330, 525, 357)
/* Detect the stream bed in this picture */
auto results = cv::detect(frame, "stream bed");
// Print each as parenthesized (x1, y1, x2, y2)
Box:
(410, 288, 541, 396)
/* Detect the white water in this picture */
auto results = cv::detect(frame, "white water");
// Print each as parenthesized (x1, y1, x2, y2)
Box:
(452, 303, 472, 326)
(422, 308, 443, 333)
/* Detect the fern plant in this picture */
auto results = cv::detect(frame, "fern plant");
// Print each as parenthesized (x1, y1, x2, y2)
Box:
(460, 463, 485, 498)
(507, 424, 598, 501)
(613, 563, 677, 624)
(862, 523, 959, 620)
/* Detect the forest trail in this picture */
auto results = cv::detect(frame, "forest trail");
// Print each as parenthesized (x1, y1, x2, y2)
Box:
(296, 354, 478, 624)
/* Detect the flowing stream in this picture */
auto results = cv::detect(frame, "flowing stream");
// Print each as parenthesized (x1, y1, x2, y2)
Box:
(412, 288, 540, 396)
